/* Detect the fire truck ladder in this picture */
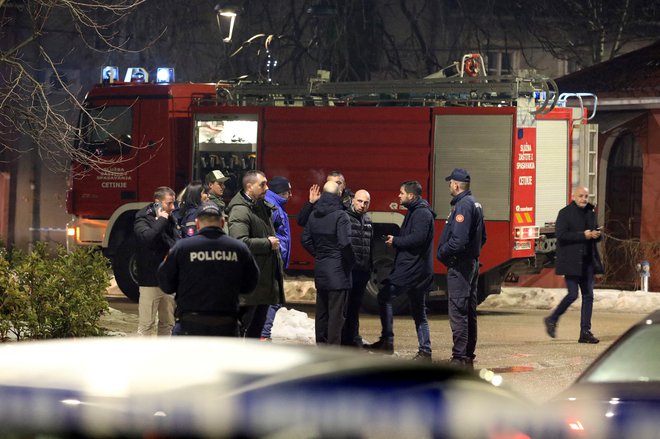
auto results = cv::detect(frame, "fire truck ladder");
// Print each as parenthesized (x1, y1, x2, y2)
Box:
(221, 71, 559, 114)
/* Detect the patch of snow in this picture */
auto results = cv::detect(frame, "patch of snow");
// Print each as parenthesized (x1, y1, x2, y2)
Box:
(483, 287, 660, 314)
(271, 307, 315, 344)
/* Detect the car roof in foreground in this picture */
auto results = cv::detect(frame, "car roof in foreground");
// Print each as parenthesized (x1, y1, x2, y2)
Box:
(0, 337, 535, 438)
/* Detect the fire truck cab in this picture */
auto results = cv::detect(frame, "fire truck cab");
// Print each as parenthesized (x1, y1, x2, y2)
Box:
(66, 66, 597, 313)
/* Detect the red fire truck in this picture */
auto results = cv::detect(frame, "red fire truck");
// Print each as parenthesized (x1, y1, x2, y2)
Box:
(66, 61, 597, 313)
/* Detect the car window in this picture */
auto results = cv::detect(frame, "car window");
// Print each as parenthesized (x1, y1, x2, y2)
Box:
(582, 325, 660, 383)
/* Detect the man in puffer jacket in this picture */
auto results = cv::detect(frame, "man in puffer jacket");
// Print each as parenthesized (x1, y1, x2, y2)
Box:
(301, 181, 354, 345)
(342, 189, 373, 348)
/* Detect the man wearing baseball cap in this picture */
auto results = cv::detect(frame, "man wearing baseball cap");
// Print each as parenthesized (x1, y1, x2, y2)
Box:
(437, 168, 487, 369)
(205, 170, 231, 211)
(157, 202, 259, 336)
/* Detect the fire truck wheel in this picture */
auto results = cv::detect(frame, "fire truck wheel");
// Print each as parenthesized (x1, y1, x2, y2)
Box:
(362, 244, 410, 315)
(112, 236, 140, 302)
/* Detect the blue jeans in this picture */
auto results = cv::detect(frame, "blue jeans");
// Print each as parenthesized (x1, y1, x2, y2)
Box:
(377, 283, 431, 353)
(550, 263, 595, 333)
(260, 304, 282, 338)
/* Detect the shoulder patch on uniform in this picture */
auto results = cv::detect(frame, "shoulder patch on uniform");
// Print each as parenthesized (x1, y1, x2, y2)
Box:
(455, 214, 465, 223)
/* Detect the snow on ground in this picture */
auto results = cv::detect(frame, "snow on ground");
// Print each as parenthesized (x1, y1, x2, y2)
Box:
(483, 287, 660, 314)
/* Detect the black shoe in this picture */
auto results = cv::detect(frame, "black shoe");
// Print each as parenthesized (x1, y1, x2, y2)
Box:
(412, 351, 432, 362)
(448, 357, 473, 370)
(578, 331, 600, 344)
(544, 317, 557, 338)
(364, 338, 394, 354)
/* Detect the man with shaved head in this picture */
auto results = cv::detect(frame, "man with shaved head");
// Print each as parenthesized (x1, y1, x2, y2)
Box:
(342, 189, 374, 348)
(544, 186, 603, 344)
(301, 180, 354, 345)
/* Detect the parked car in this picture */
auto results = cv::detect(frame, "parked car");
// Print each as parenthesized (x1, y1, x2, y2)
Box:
(547, 309, 660, 438)
(0, 337, 537, 438)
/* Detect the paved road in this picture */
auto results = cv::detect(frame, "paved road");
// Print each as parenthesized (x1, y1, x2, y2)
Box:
(104, 294, 645, 404)
(360, 307, 644, 403)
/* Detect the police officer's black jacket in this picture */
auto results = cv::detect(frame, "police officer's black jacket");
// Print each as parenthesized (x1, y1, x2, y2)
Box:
(157, 226, 260, 316)
(388, 197, 436, 290)
(347, 207, 373, 272)
(301, 192, 354, 290)
(134, 203, 180, 286)
(437, 190, 487, 267)
(555, 201, 604, 276)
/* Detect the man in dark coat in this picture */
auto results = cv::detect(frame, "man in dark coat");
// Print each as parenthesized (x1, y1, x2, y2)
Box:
(437, 168, 487, 369)
(133, 186, 180, 336)
(342, 189, 373, 348)
(365, 181, 436, 361)
(226, 170, 284, 338)
(301, 181, 354, 345)
(157, 203, 260, 336)
(544, 186, 603, 344)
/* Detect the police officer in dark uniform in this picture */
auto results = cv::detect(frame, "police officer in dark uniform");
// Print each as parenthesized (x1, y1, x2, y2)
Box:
(157, 203, 260, 336)
(437, 168, 486, 369)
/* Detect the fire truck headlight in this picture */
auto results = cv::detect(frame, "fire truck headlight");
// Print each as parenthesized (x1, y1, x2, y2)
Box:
(67, 227, 77, 237)
(156, 68, 175, 83)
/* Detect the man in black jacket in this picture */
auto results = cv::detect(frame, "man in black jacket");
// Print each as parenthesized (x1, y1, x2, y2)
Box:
(301, 181, 354, 345)
(157, 203, 259, 336)
(342, 189, 373, 348)
(134, 187, 180, 336)
(544, 186, 603, 344)
(365, 181, 436, 361)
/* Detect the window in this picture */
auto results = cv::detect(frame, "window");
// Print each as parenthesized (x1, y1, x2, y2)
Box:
(193, 114, 259, 199)
(78, 106, 133, 156)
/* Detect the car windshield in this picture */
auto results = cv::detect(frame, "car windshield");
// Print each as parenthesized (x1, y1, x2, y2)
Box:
(581, 324, 660, 383)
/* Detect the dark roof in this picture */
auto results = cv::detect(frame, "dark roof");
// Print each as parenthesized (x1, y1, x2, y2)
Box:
(555, 41, 660, 97)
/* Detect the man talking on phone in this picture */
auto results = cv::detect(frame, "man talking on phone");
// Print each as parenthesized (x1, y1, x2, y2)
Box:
(544, 186, 603, 344)
(134, 186, 180, 336)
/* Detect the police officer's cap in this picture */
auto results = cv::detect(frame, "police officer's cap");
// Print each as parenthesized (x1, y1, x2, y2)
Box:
(445, 168, 471, 183)
(205, 170, 230, 185)
(196, 202, 222, 219)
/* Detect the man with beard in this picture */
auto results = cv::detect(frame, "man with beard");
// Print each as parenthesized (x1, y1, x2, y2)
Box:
(226, 170, 284, 338)
(365, 181, 436, 361)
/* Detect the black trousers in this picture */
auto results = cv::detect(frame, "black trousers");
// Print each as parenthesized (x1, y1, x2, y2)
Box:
(315, 289, 349, 345)
(447, 259, 479, 360)
(238, 304, 270, 338)
(342, 270, 370, 346)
